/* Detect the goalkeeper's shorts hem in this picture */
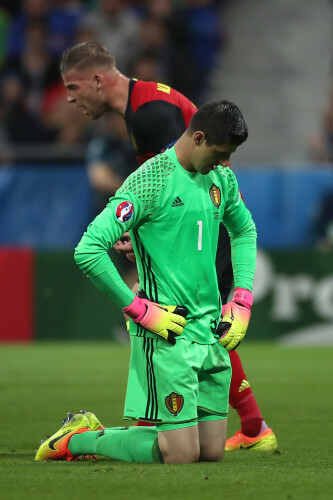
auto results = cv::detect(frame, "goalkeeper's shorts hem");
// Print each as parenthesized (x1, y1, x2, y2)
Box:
(124, 416, 198, 431)
(155, 420, 198, 432)
(197, 407, 228, 422)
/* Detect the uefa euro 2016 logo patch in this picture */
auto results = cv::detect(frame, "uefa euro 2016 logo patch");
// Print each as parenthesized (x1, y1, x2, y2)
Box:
(209, 184, 221, 208)
(115, 201, 134, 222)
(165, 392, 184, 416)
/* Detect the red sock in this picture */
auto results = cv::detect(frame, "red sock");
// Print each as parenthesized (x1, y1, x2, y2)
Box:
(229, 350, 263, 437)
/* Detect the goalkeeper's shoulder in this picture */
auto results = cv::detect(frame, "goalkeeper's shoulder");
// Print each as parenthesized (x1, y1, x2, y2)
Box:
(215, 165, 238, 185)
(214, 165, 239, 201)
(117, 153, 177, 210)
(118, 154, 175, 193)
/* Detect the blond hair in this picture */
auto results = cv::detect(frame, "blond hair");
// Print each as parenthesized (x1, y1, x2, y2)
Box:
(60, 41, 116, 75)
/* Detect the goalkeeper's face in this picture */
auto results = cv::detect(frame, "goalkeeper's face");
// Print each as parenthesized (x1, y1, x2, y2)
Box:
(191, 133, 237, 175)
(62, 69, 109, 120)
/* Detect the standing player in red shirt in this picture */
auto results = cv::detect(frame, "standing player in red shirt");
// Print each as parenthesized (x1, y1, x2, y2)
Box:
(60, 41, 277, 451)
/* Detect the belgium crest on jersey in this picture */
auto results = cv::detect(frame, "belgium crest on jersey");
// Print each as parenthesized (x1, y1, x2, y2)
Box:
(209, 184, 221, 208)
(165, 392, 184, 416)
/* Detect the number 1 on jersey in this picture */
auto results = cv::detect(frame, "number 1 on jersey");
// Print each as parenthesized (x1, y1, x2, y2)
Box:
(197, 221, 202, 251)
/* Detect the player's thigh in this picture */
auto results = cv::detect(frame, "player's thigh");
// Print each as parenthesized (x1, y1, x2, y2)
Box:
(157, 424, 200, 464)
(198, 341, 231, 416)
(125, 336, 202, 424)
(198, 418, 227, 462)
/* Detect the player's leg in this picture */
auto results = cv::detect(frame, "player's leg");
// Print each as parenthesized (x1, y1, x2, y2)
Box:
(69, 425, 162, 463)
(35, 411, 104, 461)
(69, 422, 200, 464)
(124, 335, 205, 463)
(226, 350, 277, 451)
(157, 424, 200, 463)
(198, 418, 227, 462)
(229, 349, 263, 435)
(70, 422, 201, 464)
(35, 340, 223, 464)
(156, 340, 230, 464)
(69, 418, 226, 464)
(216, 225, 277, 450)
(35, 410, 163, 463)
(66, 335, 204, 465)
(196, 341, 231, 461)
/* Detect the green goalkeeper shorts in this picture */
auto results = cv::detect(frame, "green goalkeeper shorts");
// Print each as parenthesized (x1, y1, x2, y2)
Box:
(123, 336, 231, 429)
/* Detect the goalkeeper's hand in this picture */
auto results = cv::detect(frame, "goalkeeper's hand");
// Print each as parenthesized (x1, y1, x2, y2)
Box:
(218, 288, 253, 351)
(123, 290, 188, 345)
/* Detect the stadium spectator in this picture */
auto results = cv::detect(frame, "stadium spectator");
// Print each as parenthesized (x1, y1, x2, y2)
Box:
(145, 0, 173, 20)
(5, 0, 82, 59)
(3, 19, 61, 118)
(130, 15, 170, 82)
(0, 73, 48, 147)
(129, 51, 166, 83)
(167, 0, 225, 104)
(0, 7, 10, 69)
(131, 0, 173, 21)
(79, 0, 140, 73)
(42, 82, 91, 153)
(0, 0, 20, 17)
(74, 24, 97, 46)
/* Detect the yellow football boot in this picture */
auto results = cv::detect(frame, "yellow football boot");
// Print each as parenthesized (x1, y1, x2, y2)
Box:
(35, 410, 104, 461)
(225, 428, 278, 451)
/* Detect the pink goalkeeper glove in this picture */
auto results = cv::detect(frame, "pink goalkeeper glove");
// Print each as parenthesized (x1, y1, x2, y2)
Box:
(218, 288, 253, 351)
(123, 291, 188, 345)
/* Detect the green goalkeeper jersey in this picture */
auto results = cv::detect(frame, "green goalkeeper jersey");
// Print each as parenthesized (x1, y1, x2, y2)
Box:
(75, 146, 257, 344)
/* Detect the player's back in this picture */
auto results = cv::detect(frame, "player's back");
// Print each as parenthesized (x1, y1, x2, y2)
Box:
(125, 79, 197, 165)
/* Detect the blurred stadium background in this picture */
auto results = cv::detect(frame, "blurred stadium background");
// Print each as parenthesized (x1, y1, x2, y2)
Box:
(0, 0, 332, 347)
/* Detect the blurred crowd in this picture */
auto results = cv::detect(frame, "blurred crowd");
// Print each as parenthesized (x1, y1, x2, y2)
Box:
(1, 1, 332, 248)
(0, 0, 226, 167)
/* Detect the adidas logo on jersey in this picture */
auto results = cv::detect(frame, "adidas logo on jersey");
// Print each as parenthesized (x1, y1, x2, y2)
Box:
(172, 197, 184, 207)
(238, 379, 251, 392)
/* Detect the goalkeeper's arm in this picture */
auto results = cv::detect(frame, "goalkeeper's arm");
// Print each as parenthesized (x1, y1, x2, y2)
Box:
(74, 199, 188, 343)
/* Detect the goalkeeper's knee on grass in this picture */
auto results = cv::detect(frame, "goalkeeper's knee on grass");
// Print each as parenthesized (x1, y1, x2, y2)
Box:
(123, 290, 188, 345)
(218, 287, 253, 351)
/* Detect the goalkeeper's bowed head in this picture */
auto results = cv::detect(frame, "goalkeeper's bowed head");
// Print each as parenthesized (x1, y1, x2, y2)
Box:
(218, 287, 253, 351)
(123, 290, 188, 345)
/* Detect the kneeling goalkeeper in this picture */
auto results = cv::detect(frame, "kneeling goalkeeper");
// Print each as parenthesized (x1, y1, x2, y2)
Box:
(35, 99, 256, 464)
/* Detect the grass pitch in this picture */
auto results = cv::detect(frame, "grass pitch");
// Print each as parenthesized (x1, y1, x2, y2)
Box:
(0, 342, 332, 500)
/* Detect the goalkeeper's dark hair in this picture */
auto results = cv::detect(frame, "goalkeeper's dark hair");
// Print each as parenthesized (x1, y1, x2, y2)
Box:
(188, 99, 248, 146)
(60, 41, 116, 75)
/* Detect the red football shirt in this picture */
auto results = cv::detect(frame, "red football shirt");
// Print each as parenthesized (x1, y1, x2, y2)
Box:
(125, 79, 197, 165)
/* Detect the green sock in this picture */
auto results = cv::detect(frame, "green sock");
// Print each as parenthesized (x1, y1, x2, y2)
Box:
(68, 426, 162, 463)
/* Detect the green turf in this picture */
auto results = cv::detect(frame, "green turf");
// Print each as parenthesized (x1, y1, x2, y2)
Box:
(0, 342, 332, 500)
